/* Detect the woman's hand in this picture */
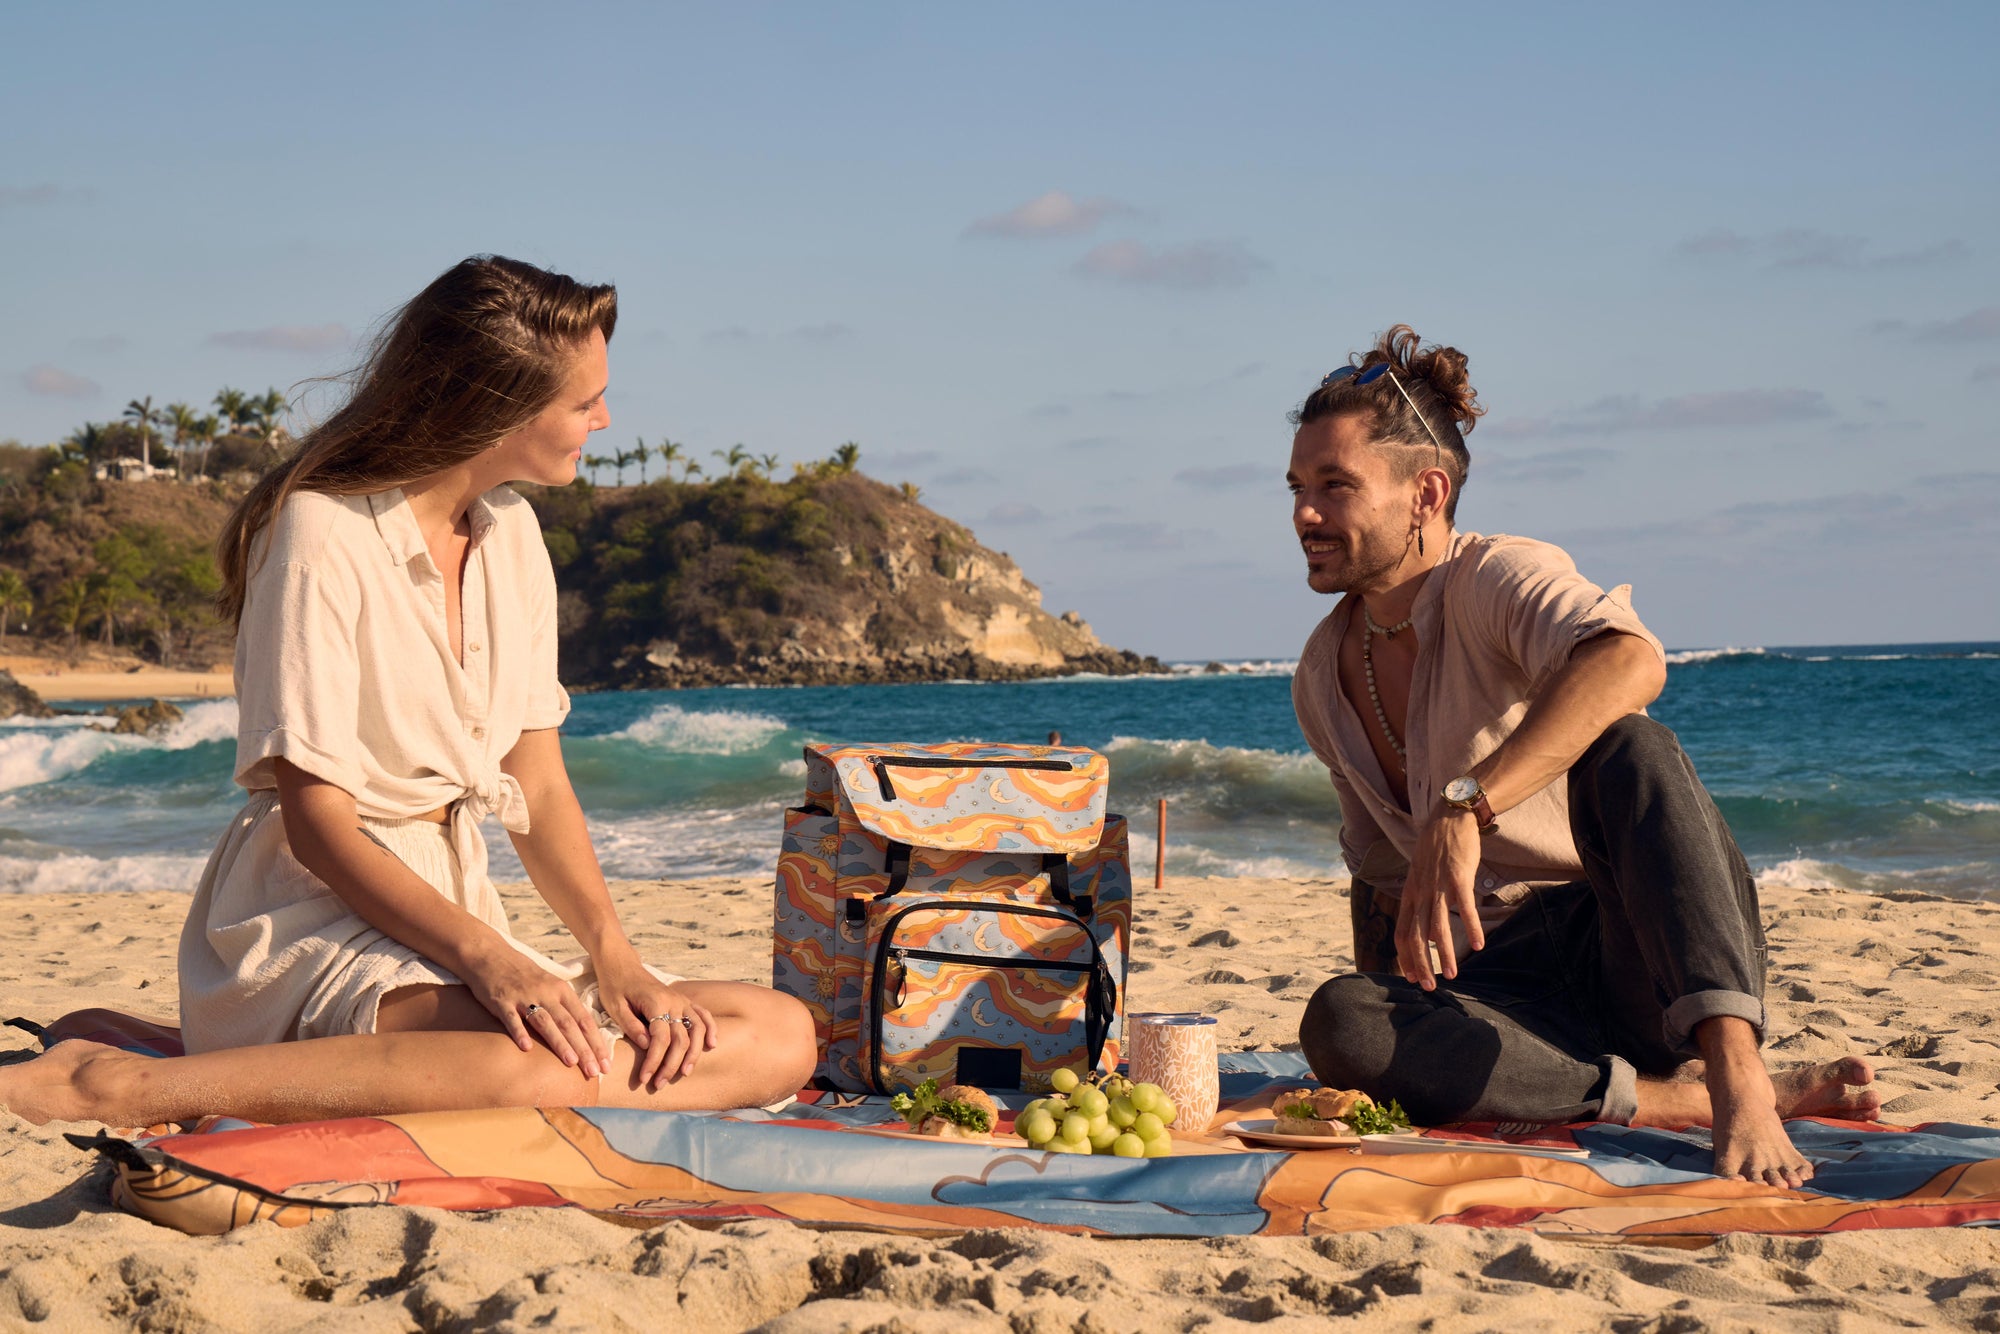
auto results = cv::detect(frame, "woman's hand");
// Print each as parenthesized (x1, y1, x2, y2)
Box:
(463, 946, 613, 1078)
(595, 948, 719, 1091)
(1395, 807, 1486, 989)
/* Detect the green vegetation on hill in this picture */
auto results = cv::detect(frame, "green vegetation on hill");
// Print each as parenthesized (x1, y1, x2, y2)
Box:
(530, 444, 1160, 688)
(0, 442, 236, 666)
(0, 423, 1158, 687)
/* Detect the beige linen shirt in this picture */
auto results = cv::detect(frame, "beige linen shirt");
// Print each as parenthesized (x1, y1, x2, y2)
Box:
(178, 485, 577, 1050)
(1292, 530, 1666, 931)
(233, 485, 572, 885)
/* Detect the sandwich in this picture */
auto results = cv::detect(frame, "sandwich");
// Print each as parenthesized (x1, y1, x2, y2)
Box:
(1272, 1087, 1411, 1136)
(891, 1079, 999, 1139)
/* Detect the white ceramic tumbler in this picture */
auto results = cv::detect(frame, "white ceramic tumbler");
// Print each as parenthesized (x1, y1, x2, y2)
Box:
(1128, 1013, 1220, 1133)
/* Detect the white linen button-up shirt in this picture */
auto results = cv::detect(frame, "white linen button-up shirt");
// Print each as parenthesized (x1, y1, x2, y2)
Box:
(178, 484, 578, 1050)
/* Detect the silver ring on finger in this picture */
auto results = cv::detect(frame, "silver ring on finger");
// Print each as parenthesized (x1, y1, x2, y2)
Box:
(649, 1013, 693, 1028)
(524, 1003, 543, 1016)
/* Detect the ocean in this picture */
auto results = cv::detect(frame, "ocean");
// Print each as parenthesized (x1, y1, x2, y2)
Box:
(2, 643, 1995, 901)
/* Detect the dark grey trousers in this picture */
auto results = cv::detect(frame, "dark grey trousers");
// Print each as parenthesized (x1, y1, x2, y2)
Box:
(1298, 715, 1767, 1125)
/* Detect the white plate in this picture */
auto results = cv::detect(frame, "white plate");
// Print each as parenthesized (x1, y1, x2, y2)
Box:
(1223, 1120, 1591, 1160)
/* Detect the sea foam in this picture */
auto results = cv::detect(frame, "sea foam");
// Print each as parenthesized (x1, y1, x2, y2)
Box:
(610, 703, 789, 755)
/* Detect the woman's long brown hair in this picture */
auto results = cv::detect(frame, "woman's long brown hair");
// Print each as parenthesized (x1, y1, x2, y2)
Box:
(216, 254, 617, 622)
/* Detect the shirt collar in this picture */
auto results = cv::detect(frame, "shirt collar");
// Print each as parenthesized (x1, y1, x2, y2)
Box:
(368, 487, 502, 567)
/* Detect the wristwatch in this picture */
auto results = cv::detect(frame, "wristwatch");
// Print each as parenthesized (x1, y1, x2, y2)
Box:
(1441, 775, 1499, 833)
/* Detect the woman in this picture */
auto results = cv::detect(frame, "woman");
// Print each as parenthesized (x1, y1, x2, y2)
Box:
(1, 256, 815, 1127)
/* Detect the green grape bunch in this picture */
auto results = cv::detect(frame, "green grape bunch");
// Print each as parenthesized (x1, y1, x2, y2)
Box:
(1015, 1067, 1178, 1158)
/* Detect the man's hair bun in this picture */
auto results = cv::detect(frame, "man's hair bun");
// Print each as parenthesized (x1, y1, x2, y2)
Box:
(1290, 324, 1484, 523)
(1358, 325, 1485, 435)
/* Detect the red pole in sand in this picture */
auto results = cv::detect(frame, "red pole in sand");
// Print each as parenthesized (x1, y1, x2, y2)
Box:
(1155, 798, 1166, 889)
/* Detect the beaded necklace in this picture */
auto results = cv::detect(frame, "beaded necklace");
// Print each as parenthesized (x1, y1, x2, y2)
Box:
(1359, 602, 1411, 759)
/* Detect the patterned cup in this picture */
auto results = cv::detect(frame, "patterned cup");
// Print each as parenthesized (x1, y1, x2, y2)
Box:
(1128, 1014, 1220, 1133)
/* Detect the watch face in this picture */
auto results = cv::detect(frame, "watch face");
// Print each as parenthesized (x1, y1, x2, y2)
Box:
(1444, 777, 1480, 805)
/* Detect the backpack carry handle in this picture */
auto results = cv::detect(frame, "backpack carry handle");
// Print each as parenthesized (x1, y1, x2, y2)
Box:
(845, 845, 1090, 922)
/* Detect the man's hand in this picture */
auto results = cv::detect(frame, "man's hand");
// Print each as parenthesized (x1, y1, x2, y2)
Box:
(1395, 808, 1486, 989)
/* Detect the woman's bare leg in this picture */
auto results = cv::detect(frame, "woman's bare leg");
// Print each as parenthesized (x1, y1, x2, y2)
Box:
(0, 981, 816, 1127)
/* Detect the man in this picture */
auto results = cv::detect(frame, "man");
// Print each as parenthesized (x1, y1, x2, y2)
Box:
(1287, 327, 1877, 1186)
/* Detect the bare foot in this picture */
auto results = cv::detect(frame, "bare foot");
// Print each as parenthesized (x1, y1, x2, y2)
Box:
(1773, 1056, 1880, 1122)
(1707, 1049, 1812, 1188)
(0, 1040, 135, 1126)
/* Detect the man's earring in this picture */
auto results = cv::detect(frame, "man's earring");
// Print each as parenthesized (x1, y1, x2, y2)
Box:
(1417, 527, 1425, 557)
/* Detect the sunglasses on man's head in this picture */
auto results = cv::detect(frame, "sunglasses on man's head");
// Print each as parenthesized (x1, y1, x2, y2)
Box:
(1315, 362, 1446, 464)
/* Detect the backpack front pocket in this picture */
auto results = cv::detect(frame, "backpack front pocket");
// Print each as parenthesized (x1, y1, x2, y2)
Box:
(867, 900, 1114, 1093)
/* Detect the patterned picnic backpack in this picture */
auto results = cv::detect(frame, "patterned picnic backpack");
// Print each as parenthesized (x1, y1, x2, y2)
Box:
(772, 741, 1133, 1094)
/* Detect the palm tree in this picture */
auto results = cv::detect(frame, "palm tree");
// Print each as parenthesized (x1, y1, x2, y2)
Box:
(123, 396, 160, 471)
(214, 387, 253, 436)
(64, 423, 107, 466)
(50, 580, 88, 654)
(899, 481, 923, 503)
(612, 448, 632, 487)
(680, 458, 704, 482)
(189, 414, 220, 479)
(0, 569, 31, 647)
(712, 444, 751, 478)
(252, 388, 288, 452)
(85, 573, 136, 647)
(583, 454, 611, 485)
(165, 403, 199, 478)
(657, 439, 683, 482)
(756, 452, 780, 480)
(632, 437, 651, 483)
(831, 441, 861, 474)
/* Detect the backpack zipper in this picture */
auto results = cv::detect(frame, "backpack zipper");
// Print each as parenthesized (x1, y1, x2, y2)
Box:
(868, 898, 1113, 1092)
(868, 754, 1075, 801)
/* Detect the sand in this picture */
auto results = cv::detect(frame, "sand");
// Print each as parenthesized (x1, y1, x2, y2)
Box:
(6, 873, 2000, 1330)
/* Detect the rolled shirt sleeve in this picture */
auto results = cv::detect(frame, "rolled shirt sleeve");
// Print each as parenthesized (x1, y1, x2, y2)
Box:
(1464, 537, 1665, 689)
(233, 558, 368, 797)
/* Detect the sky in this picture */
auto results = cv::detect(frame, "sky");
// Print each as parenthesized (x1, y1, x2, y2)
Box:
(2, 2, 1995, 660)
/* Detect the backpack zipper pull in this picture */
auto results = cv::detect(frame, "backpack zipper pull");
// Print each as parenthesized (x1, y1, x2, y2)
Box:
(870, 756, 897, 801)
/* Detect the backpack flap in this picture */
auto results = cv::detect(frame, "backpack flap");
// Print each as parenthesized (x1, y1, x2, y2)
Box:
(807, 742, 1110, 854)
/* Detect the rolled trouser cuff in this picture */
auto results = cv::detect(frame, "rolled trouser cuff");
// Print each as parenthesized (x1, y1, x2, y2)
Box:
(1598, 1055, 1639, 1125)
(1663, 989, 1767, 1055)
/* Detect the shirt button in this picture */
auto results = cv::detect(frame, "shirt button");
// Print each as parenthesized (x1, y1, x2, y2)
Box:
(468, 643, 483, 653)
(1482, 877, 1496, 889)
(471, 726, 487, 740)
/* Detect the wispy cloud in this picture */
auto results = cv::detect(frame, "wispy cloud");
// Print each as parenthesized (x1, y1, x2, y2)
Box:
(1916, 306, 2000, 343)
(208, 323, 349, 353)
(20, 364, 99, 397)
(965, 190, 1135, 239)
(69, 333, 129, 354)
(1476, 447, 1617, 484)
(1561, 473, 2000, 550)
(0, 183, 93, 209)
(703, 325, 754, 345)
(932, 466, 997, 486)
(873, 449, 940, 470)
(1490, 389, 1834, 440)
(986, 502, 1045, 524)
(1074, 239, 1265, 289)
(1082, 520, 1204, 551)
(786, 322, 857, 345)
(1174, 462, 1269, 488)
(1675, 228, 1967, 271)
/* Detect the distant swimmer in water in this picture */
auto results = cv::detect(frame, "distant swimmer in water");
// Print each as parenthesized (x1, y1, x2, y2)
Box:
(0, 256, 813, 1129)
(1047, 730, 1063, 745)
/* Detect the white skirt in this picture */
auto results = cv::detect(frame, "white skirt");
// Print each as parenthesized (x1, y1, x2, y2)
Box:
(177, 792, 680, 1054)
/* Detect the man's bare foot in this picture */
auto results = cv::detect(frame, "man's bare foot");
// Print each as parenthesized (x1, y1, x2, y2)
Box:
(1773, 1056, 1880, 1121)
(1706, 1048, 1813, 1188)
(0, 1040, 135, 1126)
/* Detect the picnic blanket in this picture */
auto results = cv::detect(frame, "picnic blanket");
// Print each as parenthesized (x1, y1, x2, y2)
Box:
(30, 1010, 2000, 1241)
